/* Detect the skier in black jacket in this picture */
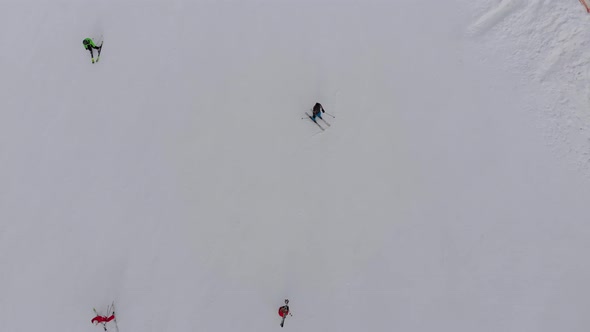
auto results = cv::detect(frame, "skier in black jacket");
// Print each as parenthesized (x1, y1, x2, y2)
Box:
(312, 102, 325, 121)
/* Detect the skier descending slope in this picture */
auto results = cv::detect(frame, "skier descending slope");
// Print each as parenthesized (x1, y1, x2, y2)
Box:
(82, 37, 103, 64)
(305, 102, 330, 131)
(311, 102, 325, 122)
(92, 302, 118, 332)
(91, 312, 114, 331)
(278, 299, 292, 328)
(302, 103, 330, 130)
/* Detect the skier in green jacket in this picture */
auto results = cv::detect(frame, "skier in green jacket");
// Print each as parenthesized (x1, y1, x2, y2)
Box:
(83, 38, 102, 63)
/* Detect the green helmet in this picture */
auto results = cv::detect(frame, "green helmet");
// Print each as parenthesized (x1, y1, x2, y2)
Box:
(83, 38, 96, 48)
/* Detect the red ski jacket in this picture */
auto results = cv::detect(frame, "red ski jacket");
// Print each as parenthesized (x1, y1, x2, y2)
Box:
(278, 306, 289, 317)
(92, 315, 115, 324)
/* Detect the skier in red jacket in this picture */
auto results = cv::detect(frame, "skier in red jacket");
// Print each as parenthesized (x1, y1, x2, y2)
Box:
(92, 313, 115, 331)
(278, 299, 291, 327)
(91, 314, 115, 325)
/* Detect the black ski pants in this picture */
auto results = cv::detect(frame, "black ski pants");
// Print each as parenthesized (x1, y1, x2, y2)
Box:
(87, 45, 100, 58)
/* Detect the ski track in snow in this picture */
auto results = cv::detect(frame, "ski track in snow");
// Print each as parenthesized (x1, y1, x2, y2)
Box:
(467, 0, 527, 36)
(468, 0, 590, 176)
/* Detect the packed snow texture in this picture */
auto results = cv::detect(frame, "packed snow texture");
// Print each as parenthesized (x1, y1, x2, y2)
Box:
(469, 0, 590, 174)
(1, 1, 589, 332)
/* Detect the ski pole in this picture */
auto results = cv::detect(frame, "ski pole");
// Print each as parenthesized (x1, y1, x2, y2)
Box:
(324, 112, 336, 118)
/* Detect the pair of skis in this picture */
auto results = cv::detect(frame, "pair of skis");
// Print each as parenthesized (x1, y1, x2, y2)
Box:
(92, 41, 103, 64)
(280, 313, 293, 328)
(90, 35, 104, 64)
(305, 112, 331, 131)
(93, 301, 119, 332)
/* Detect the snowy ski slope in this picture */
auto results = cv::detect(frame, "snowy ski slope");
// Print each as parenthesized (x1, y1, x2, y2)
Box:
(1, 1, 590, 332)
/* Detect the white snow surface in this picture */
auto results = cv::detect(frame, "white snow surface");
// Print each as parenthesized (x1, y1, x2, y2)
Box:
(1, 0, 590, 331)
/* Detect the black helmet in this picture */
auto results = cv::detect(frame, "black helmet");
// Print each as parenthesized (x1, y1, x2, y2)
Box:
(83, 39, 89, 45)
